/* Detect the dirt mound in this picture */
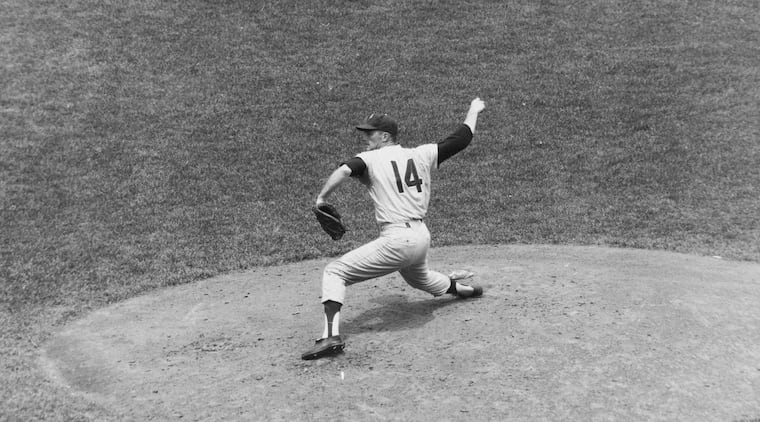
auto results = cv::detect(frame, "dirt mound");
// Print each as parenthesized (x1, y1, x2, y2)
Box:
(39, 245, 760, 421)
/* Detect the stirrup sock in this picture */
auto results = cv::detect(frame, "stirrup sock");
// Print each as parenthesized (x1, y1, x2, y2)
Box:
(447, 279, 458, 295)
(322, 300, 342, 338)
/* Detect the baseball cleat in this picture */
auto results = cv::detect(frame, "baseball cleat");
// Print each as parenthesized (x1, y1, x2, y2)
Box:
(448, 270, 474, 281)
(455, 284, 483, 298)
(301, 335, 345, 360)
(448, 270, 483, 298)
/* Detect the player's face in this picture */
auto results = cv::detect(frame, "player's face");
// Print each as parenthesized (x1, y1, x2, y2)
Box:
(361, 130, 388, 151)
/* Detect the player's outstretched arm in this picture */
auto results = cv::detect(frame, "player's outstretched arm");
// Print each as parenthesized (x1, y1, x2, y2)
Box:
(463, 97, 486, 133)
(437, 97, 486, 166)
(316, 164, 352, 206)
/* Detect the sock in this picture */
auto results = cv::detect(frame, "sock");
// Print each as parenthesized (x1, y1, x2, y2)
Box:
(321, 300, 342, 338)
(447, 279, 458, 294)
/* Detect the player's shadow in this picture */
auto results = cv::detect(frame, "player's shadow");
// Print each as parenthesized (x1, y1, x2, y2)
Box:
(345, 294, 459, 334)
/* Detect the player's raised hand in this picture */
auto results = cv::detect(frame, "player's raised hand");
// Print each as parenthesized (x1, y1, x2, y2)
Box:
(464, 97, 485, 132)
(470, 97, 485, 113)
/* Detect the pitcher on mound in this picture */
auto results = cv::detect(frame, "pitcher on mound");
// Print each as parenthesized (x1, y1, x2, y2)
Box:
(302, 97, 487, 360)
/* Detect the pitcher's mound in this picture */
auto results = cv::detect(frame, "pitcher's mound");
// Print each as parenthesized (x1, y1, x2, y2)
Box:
(39, 245, 760, 421)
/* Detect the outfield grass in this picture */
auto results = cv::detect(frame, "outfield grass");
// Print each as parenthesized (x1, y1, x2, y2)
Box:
(2, 0, 759, 419)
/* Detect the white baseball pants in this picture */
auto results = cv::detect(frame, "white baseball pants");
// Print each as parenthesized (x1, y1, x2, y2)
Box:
(321, 220, 450, 304)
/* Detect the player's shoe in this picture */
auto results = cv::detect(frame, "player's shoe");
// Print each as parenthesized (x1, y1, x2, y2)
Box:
(448, 270, 483, 298)
(301, 335, 345, 360)
(453, 284, 483, 298)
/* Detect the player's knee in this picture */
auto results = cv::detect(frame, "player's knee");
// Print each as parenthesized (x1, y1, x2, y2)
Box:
(324, 260, 347, 280)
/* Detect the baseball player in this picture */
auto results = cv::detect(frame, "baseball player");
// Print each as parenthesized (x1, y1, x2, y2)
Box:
(302, 98, 487, 360)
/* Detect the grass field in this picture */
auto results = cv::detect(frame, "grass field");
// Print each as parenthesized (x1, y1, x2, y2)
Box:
(2, 0, 759, 419)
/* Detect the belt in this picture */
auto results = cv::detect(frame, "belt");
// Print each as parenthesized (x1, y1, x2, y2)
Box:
(381, 219, 423, 229)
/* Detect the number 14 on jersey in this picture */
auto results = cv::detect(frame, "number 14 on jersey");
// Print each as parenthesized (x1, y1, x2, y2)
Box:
(390, 159, 423, 194)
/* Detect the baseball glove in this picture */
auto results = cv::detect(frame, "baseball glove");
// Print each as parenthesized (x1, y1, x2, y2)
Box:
(313, 203, 346, 240)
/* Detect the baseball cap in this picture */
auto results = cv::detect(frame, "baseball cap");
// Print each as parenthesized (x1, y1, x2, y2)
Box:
(355, 113, 398, 137)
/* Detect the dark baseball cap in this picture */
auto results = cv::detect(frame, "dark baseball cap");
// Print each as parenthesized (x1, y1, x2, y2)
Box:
(355, 113, 398, 137)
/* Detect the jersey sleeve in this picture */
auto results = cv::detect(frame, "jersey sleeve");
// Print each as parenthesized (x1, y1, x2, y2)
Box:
(342, 156, 367, 177)
(436, 124, 473, 165)
(415, 143, 439, 169)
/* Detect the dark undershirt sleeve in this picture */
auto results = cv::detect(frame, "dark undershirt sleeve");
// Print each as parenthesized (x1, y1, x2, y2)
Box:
(436, 124, 473, 166)
(342, 156, 367, 177)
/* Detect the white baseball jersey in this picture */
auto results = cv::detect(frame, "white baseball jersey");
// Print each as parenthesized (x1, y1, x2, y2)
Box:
(355, 144, 438, 224)
(320, 124, 474, 304)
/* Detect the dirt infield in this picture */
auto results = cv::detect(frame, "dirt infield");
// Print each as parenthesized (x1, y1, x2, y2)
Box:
(39, 245, 760, 421)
